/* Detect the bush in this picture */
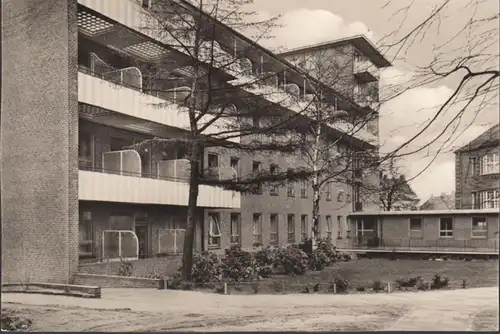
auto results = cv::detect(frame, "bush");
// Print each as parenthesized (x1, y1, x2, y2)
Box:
(331, 276, 349, 293)
(396, 276, 421, 289)
(169, 251, 221, 289)
(275, 245, 309, 276)
(430, 274, 449, 290)
(356, 286, 365, 292)
(316, 238, 338, 265)
(221, 245, 255, 282)
(372, 280, 384, 292)
(309, 248, 330, 271)
(253, 246, 276, 278)
(416, 277, 428, 291)
(117, 257, 133, 277)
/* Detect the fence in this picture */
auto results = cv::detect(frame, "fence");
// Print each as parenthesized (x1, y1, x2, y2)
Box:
(158, 229, 186, 255)
(351, 236, 499, 253)
(101, 230, 139, 261)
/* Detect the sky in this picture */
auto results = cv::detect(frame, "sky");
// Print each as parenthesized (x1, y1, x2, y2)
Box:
(246, 0, 499, 203)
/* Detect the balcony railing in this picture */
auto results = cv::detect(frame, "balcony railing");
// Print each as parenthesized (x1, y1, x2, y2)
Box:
(354, 57, 380, 83)
(351, 236, 499, 253)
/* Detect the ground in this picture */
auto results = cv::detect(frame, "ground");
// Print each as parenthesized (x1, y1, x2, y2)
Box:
(2, 287, 498, 331)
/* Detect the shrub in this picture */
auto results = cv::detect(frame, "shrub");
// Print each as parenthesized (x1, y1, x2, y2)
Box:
(170, 251, 221, 289)
(313, 283, 321, 292)
(332, 276, 349, 293)
(372, 280, 384, 292)
(430, 274, 449, 290)
(253, 246, 276, 278)
(251, 282, 260, 294)
(309, 248, 330, 271)
(395, 276, 421, 289)
(220, 245, 255, 282)
(275, 245, 309, 276)
(117, 257, 133, 277)
(416, 277, 428, 291)
(270, 280, 284, 292)
(462, 279, 467, 289)
(356, 286, 365, 292)
(316, 238, 338, 265)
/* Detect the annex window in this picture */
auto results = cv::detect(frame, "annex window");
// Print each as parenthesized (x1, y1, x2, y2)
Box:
(208, 212, 221, 248)
(471, 216, 487, 238)
(439, 217, 453, 238)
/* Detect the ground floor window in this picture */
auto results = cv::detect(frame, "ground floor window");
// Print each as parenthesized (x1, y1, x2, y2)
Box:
(409, 217, 423, 238)
(252, 213, 262, 245)
(471, 216, 487, 238)
(270, 214, 279, 244)
(208, 212, 221, 248)
(230, 213, 241, 244)
(79, 210, 93, 256)
(439, 217, 453, 238)
(300, 214, 308, 240)
(287, 214, 295, 243)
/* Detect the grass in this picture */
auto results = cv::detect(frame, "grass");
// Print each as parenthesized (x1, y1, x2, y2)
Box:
(225, 258, 498, 294)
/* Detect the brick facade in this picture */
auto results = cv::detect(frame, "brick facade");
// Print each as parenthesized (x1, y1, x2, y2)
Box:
(1, 0, 79, 284)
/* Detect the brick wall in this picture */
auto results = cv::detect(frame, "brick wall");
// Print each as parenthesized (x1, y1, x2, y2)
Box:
(74, 273, 162, 288)
(1, 0, 79, 284)
(455, 146, 500, 209)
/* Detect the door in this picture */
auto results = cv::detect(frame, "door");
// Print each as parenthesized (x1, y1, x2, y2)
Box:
(135, 224, 149, 259)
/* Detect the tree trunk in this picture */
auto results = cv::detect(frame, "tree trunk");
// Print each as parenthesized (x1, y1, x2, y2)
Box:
(182, 143, 201, 281)
(311, 103, 322, 249)
(311, 183, 321, 247)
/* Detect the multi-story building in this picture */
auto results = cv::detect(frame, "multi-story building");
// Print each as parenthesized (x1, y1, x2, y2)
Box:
(455, 123, 500, 210)
(1, 0, 390, 284)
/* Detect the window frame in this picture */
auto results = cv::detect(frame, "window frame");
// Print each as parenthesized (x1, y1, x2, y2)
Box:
(287, 214, 296, 243)
(300, 179, 308, 198)
(300, 214, 308, 240)
(471, 216, 488, 239)
(208, 212, 222, 248)
(439, 217, 454, 238)
(252, 213, 262, 245)
(230, 212, 241, 244)
(79, 210, 94, 256)
(286, 168, 295, 197)
(269, 164, 279, 196)
(325, 182, 332, 201)
(270, 214, 279, 245)
(230, 157, 240, 180)
(207, 152, 219, 168)
(252, 161, 263, 194)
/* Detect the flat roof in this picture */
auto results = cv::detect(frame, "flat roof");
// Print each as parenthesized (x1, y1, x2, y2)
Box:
(279, 35, 392, 69)
(348, 208, 499, 216)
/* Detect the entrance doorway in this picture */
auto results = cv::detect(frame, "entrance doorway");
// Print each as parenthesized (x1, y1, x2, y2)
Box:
(135, 224, 149, 259)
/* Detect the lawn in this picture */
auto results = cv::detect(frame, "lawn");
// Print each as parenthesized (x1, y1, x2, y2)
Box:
(225, 258, 499, 294)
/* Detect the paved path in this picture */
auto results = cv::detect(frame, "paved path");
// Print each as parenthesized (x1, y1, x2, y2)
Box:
(2, 287, 498, 331)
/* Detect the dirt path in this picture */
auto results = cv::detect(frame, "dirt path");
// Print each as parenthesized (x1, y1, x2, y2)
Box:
(2, 287, 498, 331)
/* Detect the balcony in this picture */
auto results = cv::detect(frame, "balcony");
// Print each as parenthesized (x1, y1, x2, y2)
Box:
(354, 57, 380, 83)
(78, 70, 238, 143)
(79, 151, 240, 208)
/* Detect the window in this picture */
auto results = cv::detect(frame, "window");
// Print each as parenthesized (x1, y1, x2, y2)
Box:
(325, 215, 332, 240)
(287, 168, 295, 197)
(325, 182, 332, 201)
(252, 213, 262, 245)
(356, 219, 375, 235)
(439, 217, 453, 238)
(287, 214, 296, 243)
(79, 132, 93, 169)
(471, 192, 477, 209)
(142, 0, 151, 8)
(230, 213, 241, 244)
(270, 164, 279, 195)
(300, 214, 308, 240)
(480, 152, 499, 175)
(300, 180, 308, 198)
(471, 217, 488, 238)
(79, 210, 93, 256)
(479, 190, 499, 209)
(470, 157, 478, 176)
(270, 214, 279, 244)
(252, 115, 261, 128)
(208, 212, 221, 248)
(207, 153, 219, 168)
(230, 157, 239, 179)
(252, 161, 262, 193)
(335, 216, 341, 239)
(337, 189, 345, 202)
(409, 217, 422, 231)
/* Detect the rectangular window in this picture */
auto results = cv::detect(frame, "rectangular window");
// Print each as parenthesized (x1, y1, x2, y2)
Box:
(287, 214, 295, 243)
(439, 217, 453, 238)
(207, 153, 219, 168)
(208, 212, 221, 248)
(79, 210, 93, 256)
(325, 215, 332, 240)
(325, 182, 332, 201)
(471, 216, 488, 238)
(287, 168, 295, 197)
(300, 214, 308, 240)
(480, 190, 499, 209)
(480, 152, 499, 175)
(230, 213, 241, 244)
(471, 192, 477, 209)
(252, 213, 262, 245)
(270, 214, 279, 244)
(252, 115, 261, 128)
(270, 164, 279, 195)
(300, 180, 308, 198)
(252, 161, 262, 193)
(78, 132, 93, 169)
(337, 189, 344, 203)
(334, 215, 340, 239)
(230, 157, 240, 180)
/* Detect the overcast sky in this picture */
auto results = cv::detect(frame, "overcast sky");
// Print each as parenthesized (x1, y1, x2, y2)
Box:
(247, 0, 499, 203)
